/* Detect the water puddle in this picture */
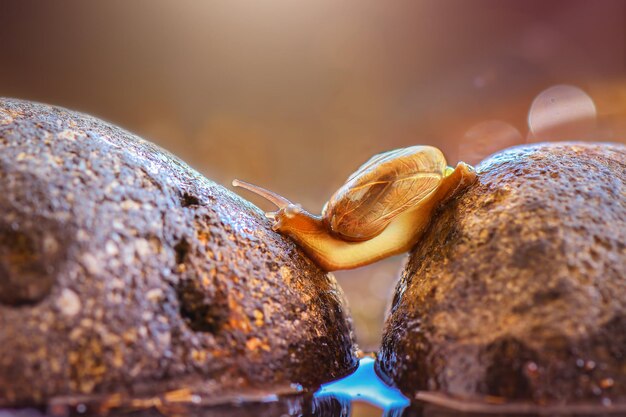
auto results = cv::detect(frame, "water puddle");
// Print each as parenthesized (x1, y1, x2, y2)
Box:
(314, 356, 410, 412)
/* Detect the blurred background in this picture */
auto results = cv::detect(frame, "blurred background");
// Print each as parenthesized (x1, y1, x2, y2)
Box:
(1, 0, 625, 351)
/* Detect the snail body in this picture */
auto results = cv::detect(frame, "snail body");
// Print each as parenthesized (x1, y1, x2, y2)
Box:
(233, 146, 476, 271)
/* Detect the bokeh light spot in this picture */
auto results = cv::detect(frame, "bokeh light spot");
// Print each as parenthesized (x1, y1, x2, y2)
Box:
(528, 85, 597, 141)
(459, 120, 523, 165)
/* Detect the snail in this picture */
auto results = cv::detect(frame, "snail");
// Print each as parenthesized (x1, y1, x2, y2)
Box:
(233, 146, 477, 271)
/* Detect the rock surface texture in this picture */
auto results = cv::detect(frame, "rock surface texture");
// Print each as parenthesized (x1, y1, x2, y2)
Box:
(0, 98, 356, 406)
(377, 143, 625, 406)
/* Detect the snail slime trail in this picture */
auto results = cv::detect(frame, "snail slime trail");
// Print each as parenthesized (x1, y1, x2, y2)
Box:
(234, 146, 477, 271)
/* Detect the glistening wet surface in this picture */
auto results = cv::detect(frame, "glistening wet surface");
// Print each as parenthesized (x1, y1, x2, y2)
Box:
(1, 357, 625, 417)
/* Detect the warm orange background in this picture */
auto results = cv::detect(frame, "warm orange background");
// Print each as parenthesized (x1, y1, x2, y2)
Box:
(1, 0, 625, 349)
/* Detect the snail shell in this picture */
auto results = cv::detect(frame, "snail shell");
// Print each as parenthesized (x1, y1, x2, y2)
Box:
(322, 146, 448, 241)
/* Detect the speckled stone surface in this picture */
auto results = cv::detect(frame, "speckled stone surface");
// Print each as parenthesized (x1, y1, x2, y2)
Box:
(377, 143, 625, 405)
(0, 98, 357, 406)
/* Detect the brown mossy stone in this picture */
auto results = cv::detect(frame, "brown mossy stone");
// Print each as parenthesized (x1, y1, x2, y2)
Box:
(377, 143, 625, 405)
(0, 98, 357, 406)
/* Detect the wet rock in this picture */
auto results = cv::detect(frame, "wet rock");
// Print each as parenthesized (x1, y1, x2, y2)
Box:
(377, 143, 625, 405)
(0, 98, 356, 406)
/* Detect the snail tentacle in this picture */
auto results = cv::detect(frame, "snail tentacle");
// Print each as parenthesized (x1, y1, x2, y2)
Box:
(232, 179, 292, 210)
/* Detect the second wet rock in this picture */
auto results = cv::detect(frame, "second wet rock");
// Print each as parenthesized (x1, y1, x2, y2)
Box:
(0, 98, 356, 406)
(377, 143, 625, 406)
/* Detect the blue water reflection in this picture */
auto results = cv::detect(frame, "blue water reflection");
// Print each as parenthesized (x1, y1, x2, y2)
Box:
(314, 357, 410, 413)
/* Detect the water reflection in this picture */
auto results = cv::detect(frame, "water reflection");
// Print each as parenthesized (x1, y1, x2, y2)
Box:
(1, 394, 347, 417)
(314, 357, 410, 412)
(1, 358, 624, 416)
